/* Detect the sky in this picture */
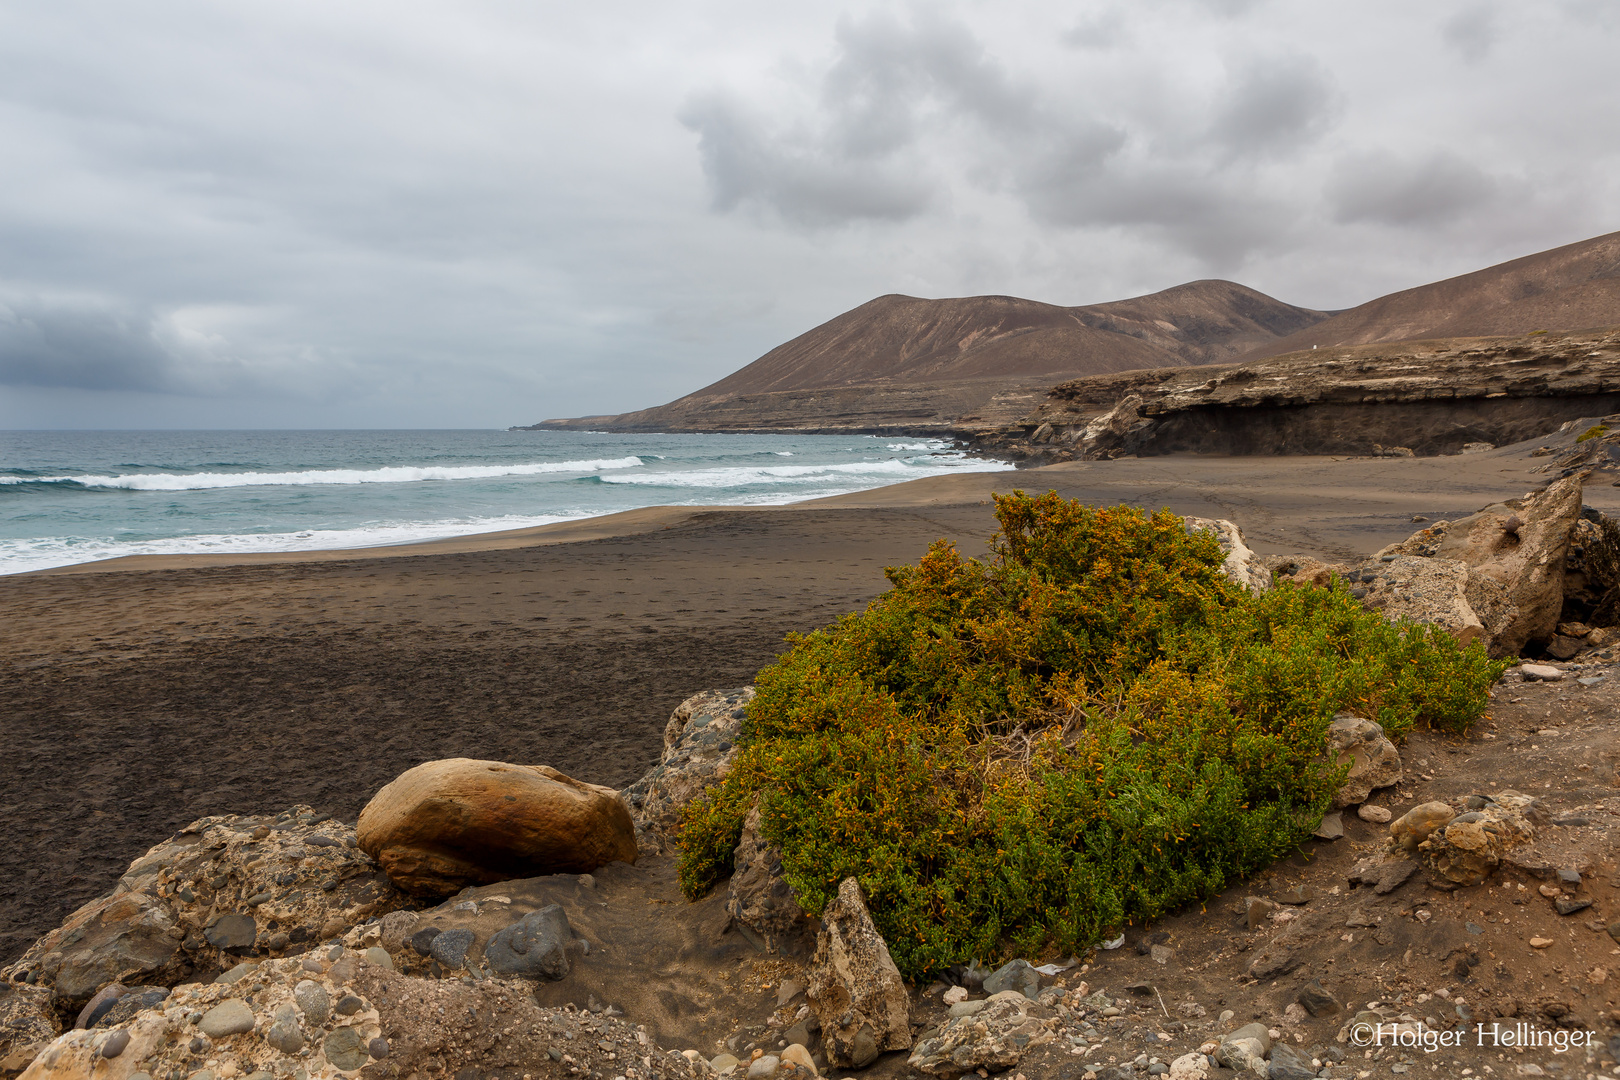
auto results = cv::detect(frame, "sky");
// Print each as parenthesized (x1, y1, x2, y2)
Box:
(1, 1, 1617, 429)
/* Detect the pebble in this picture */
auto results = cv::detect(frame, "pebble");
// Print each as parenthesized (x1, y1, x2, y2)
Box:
(323, 1027, 370, 1071)
(429, 927, 476, 969)
(369, 1037, 390, 1059)
(335, 993, 365, 1016)
(1357, 805, 1392, 824)
(101, 1030, 131, 1059)
(363, 946, 395, 970)
(265, 1021, 304, 1054)
(1556, 898, 1594, 916)
(204, 915, 258, 950)
(1312, 812, 1344, 840)
(942, 986, 968, 1005)
(198, 999, 256, 1038)
(1520, 664, 1564, 681)
(1530, 937, 1554, 948)
(294, 980, 331, 1024)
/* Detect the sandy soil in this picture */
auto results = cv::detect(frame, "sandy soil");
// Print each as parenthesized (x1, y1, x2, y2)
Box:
(4, 445, 1613, 968)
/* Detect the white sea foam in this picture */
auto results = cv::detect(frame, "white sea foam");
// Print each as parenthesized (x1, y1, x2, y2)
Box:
(0, 457, 644, 491)
(597, 455, 1013, 489)
(0, 513, 591, 576)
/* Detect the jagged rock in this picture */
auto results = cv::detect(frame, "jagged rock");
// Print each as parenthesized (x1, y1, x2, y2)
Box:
(1079, 393, 1149, 459)
(622, 688, 755, 855)
(483, 905, 572, 980)
(806, 879, 910, 1069)
(1168, 1052, 1210, 1080)
(357, 759, 637, 897)
(1348, 555, 1491, 648)
(1324, 715, 1402, 810)
(1267, 1042, 1315, 1080)
(1184, 518, 1270, 593)
(1390, 802, 1456, 853)
(1312, 812, 1344, 841)
(1432, 473, 1586, 653)
(906, 996, 1055, 1075)
(1, 805, 405, 1009)
(0, 983, 58, 1075)
(726, 804, 804, 949)
(1422, 791, 1538, 886)
(1296, 981, 1341, 1017)
(981, 959, 1039, 1000)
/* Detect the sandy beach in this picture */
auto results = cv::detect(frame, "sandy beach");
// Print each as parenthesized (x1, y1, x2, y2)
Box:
(3, 446, 1611, 963)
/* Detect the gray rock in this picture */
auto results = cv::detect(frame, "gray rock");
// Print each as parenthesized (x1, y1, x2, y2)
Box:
(294, 980, 331, 1025)
(204, 915, 258, 951)
(409, 927, 441, 955)
(428, 928, 476, 970)
(75, 982, 128, 1029)
(1268, 1042, 1315, 1080)
(1312, 812, 1344, 841)
(97, 987, 170, 1028)
(198, 999, 256, 1039)
(982, 958, 1040, 999)
(361, 946, 393, 970)
(1325, 714, 1402, 810)
(323, 1027, 369, 1071)
(100, 1030, 131, 1059)
(807, 878, 911, 1069)
(368, 1037, 389, 1060)
(265, 1022, 304, 1054)
(1556, 897, 1594, 915)
(335, 994, 363, 1016)
(485, 904, 572, 980)
(1373, 859, 1418, 895)
(215, 962, 258, 986)
(727, 803, 805, 948)
(1296, 980, 1341, 1017)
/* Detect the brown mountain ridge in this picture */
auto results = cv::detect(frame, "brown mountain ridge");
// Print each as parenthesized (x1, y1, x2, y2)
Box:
(524, 229, 1620, 436)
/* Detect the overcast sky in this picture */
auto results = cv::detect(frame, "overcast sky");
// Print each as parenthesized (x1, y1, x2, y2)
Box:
(2, 1, 1617, 429)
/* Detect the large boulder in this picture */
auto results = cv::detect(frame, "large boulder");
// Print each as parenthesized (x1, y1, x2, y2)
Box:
(1431, 472, 1586, 653)
(906, 995, 1056, 1075)
(358, 760, 637, 898)
(622, 688, 754, 855)
(1324, 715, 1401, 810)
(1348, 555, 1491, 648)
(725, 803, 805, 950)
(1079, 393, 1150, 459)
(806, 879, 911, 1069)
(2, 807, 405, 1008)
(1421, 792, 1539, 886)
(1185, 518, 1270, 594)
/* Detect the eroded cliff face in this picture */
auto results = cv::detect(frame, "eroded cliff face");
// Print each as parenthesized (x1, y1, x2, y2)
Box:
(969, 327, 1620, 463)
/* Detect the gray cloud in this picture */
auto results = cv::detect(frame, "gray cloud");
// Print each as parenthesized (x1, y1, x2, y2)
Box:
(1327, 151, 1502, 227)
(0, 300, 184, 393)
(1208, 55, 1341, 157)
(1442, 3, 1499, 63)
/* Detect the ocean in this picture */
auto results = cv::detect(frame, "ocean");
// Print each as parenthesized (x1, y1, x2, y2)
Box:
(0, 429, 1015, 575)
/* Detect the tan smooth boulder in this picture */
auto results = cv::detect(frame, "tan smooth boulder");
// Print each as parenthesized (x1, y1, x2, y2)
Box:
(1389, 802, 1456, 852)
(1433, 473, 1585, 653)
(358, 760, 637, 898)
(1184, 518, 1270, 594)
(807, 878, 911, 1069)
(1353, 556, 1487, 648)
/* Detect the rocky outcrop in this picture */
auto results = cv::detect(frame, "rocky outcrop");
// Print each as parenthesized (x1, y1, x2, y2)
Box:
(623, 688, 755, 855)
(906, 994, 1056, 1075)
(725, 805, 805, 951)
(1324, 715, 1402, 810)
(1184, 518, 1270, 593)
(806, 879, 911, 1069)
(2, 807, 405, 1009)
(1420, 791, 1540, 886)
(357, 760, 637, 897)
(0, 985, 56, 1075)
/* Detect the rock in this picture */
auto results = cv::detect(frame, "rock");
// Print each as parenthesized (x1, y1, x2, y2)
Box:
(1324, 714, 1402, 810)
(98, 1030, 129, 1059)
(781, 1043, 817, 1075)
(747, 1055, 780, 1078)
(1168, 1052, 1210, 1080)
(378, 910, 419, 954)
(96, 988, 168, 1028)
(621, 688, 754, 856)
(1247, 945, 1301, 980)
(1433, 473, 1586, 654)
(324, 1027, 370, 1071)
(1217, 1024, 1272, 1074)
(1520, 663, 1565, 681)
(0, 805, 406, 1007)
(776, 979, 803, 1007)
(1267, 1042, 1315, 1080)
(726, 803, 805, 948)
(74, 983, 127, 1029)
(1556, 898, 1594, 915)
(1349, 555, 1491, 648)
(1373, 859, 1418, 895)
(1390, 802, 1456, 852)
(906, 996, 1055, 1075)
(1184, 518, 1270, 594)
(264, 1020, 303, 1054)
(335, 994, 363, 1016)
(1312, 812, 1343, 840)
(806, 878, 911, 1069)
(368, 1037, 389, 1059)
(1423, 790, 1537, 885)
(948, 1000, 988, 1018)
(1530, 936, 1554, 948)
(484, 904, 572, 980)
(293, 980, 331, 1024)
(710, 1053, 741, 1074)
(1079, 393, 1148, 459)
(357, 758, 639, 897)
(409, 927, 441, 956)
(427, 928, 475, 970)
(1245, 897, 1277, 930)
(0, 982, 59, 1075)
(1275, 885, 1315, 906)
(1296, 981, 1341, 1017)
(1357, 805, 1392, 824)
(361, 947, 393, 970)
(198, 1000, 255, 1039)
(982, 959, 1040, 999)
(1546, 635, 1586, 660)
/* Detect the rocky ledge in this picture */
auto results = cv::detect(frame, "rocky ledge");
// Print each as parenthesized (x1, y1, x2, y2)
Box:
(967, 327, 1620, 462)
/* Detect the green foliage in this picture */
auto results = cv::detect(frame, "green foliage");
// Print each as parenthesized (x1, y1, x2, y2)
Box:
(1578, 424, 1609, 443)
(677, 492, 1508, 978)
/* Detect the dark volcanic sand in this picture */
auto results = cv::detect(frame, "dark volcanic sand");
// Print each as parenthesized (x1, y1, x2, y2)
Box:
(6, 445, 1617, 965)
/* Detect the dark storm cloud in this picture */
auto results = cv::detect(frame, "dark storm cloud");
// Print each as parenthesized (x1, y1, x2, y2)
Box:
(0, 300, 181, 393)
(1327, 151, 1502, 227)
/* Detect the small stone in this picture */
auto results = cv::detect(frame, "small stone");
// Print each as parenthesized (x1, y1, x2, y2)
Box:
(1357, 805, 1392, 824)
(1558, 868, 1582, 887)
(429, 928, 476, 969)
(1553, 815, 1591, 826)
(947, 1000, 988, 1018)
(1520, 664, 1564, 681)
(942, 986, 968, 1005)
(982, 958, 1040, 999)
(1539, 884, 1561, 898)
(335, 994, 364, 1016)
(362, 946, 394, 969)
(1150, 944, 1175, 965)
(101, 1030, 131, 1059)
(1267, 1042, 1316, 1080)
(368, 1038, 390, 1059)
(266, 932, 290, 952)
(198, 999, 256, 1038)
(1296, 981, 1341, 1017)
(1312, 812, 1344, 840)
(1275, 885, 1316, 905)
(204, 915, 258, 950)
(1556, 898, 1594, 916)
(294, 980, 331, 1025)
(1530, 936, 1554, 948)
(1389, 803, 1455, 852)
(214, 962, 258, 986)
(1466, 922, 1484, 935)
(747, 1055, 780, 1078)
(781, 1043, 816, 1075)
(410, 927, 442, 955)
(76, 983, 129, 1029)
(1373, 859, 1419, 895)
(711, 1053, 741, 1074)
(1246, 896, 1278, 929)
(265, 1022, 304, 1054)
(324, 1027, 370, 1071)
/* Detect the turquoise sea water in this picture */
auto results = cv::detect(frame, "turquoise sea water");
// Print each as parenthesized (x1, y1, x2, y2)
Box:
(0, 429, 1015, 575)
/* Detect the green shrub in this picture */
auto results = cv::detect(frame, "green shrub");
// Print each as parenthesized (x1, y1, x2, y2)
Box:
(678, 492, 1507, 978)
(1578, 425, 1609, 443)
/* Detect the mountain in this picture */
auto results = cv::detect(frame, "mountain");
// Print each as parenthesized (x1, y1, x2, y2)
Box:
(1246, 230, 1620, 359)
(526, 281, 1327, 434)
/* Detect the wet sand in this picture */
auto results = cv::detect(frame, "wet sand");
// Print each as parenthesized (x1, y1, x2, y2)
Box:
(2, 445, 1605, 961)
